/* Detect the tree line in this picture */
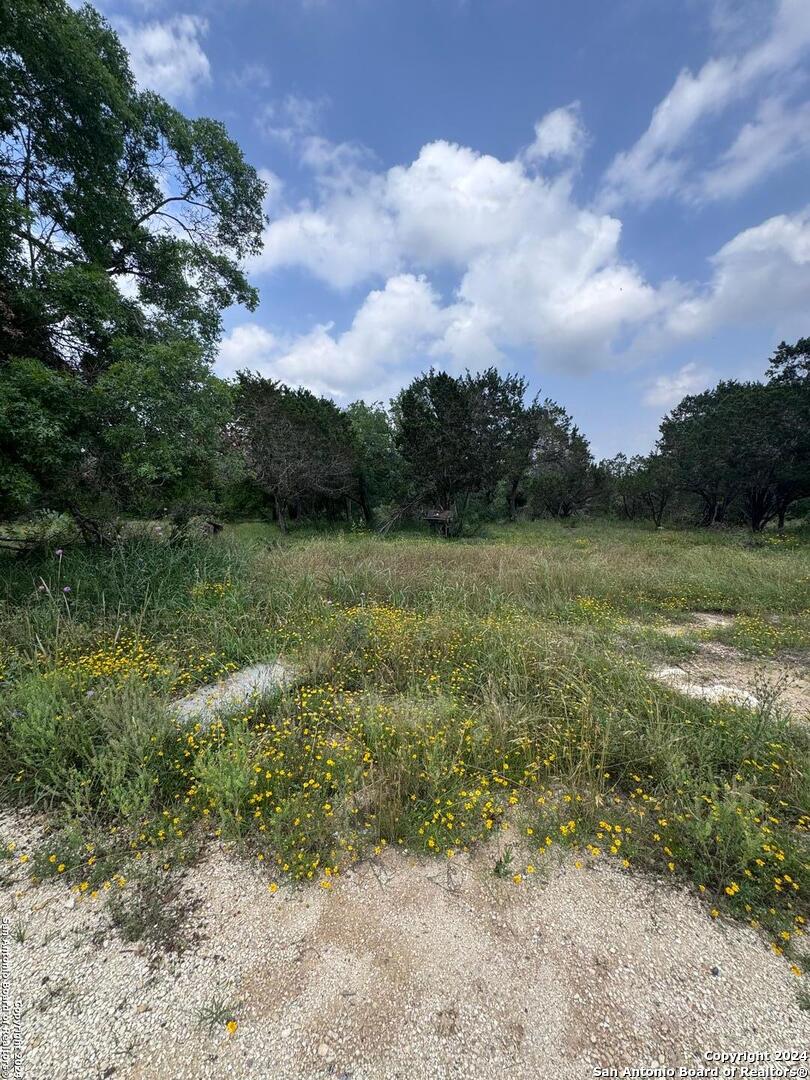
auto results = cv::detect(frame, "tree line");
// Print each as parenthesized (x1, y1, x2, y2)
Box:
(1, 1, 808, 538)
(600, 342, 810, 532)
(225, 348, 810, 534)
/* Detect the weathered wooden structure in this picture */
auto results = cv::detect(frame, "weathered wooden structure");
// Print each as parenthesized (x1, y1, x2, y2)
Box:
(425, 508, 454, 537)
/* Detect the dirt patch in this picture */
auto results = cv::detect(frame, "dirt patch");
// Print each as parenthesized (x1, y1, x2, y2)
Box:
(652, 640, 809, 720)
(638, 612, 809, 720)
(1, 822, 807, 1080)
(655, 612, 735, 637)
(689, 612, 735, 629)
(652, 664, 760, 707)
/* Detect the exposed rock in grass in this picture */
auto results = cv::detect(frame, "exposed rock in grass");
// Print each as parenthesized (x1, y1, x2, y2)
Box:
(651, 638, 809, 719)
(635, 612, 809, 719)
(689, 612, 735, 629)
(171, 661, 292, 727)
(652, 665, 760, 708)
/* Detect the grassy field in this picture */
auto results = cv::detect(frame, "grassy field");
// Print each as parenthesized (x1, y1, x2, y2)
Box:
(0, 520, 808, 974)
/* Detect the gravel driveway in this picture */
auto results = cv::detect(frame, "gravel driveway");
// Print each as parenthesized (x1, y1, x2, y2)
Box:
(1, 819, 807, 1080)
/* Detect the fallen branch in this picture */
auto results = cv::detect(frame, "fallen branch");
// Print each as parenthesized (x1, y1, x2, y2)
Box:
(376, 490, 430, 536)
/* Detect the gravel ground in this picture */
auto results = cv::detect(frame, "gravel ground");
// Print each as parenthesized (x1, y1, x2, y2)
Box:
(1, 809, 807, 1080)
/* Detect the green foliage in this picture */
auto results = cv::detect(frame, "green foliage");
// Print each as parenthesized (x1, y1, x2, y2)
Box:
(0, 0, 265, 363)
(0, 0, 264, 518)
(526, 404, 595, 519)
(94, 340, 232, 505)
(0, 0, 806, 543)
(767, 337, 810, 385)
(493, 846, 515, 878)
(633, 452, 678, 527)
(0, 341, 231, 520)
(346, 400, 406, 518)
(0, 529, 243, 618)
(659, 376, 810, 531)
(0, 357, 87, 514)
(393, 369, 477, 510)
(194, 995, 241, 1034)
(597, 453, 643, 520)
(234, 373, 359, 530)
(108, 864, 201, 955)
(393, 367, 547, 529)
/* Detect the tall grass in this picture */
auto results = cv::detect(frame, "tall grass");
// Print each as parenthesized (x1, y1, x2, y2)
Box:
(0, 521, 808, 965)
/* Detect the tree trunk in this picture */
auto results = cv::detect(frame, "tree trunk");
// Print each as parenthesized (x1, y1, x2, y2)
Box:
(357, 473, 372, 525)
(274, 494, 287, 533)
(776, 492, 792, 530)
(68, 504, 108, 546)
(745, 486, 776, 533)
(655, 493, 672, 528)
(698, 493, 721, 527)
(508, 478, 519, 522)
(644, 492, 669, 528)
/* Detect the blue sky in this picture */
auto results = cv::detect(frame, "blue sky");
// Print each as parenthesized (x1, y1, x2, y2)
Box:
(102, 0, 810, 456)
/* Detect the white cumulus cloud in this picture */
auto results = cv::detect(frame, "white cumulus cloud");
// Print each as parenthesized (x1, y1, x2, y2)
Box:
(600, 0, 810, 208)
(120, 15, 210, 102)
(219, 275, 451, 401)
(664, 207, 810, 340)
(523, 104, 587, 165)
(642, 362, 714, 409)
(254, 135, 665, 371)
(236, 109, 810, 402)
(217, 324, 279, 380)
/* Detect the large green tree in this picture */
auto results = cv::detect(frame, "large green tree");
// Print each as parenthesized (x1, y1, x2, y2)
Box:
(658, 383, 742, 526)
(0, 0, 265, 521)
(233, 374, 358, 532)
(346, 401, 405, 522)
(393, 368, 541, 528)
(393, 370, 476, 515)
(634, 452, 677, 528)
(462, 369, 542, 519)
(658, 376, 810, 531)
(0, 343, 231, 530)
(597, 453, 643, 520)
(527, 404, 595, 519)
(767, 337, 810, 385)
(765, 337, 810, 526)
